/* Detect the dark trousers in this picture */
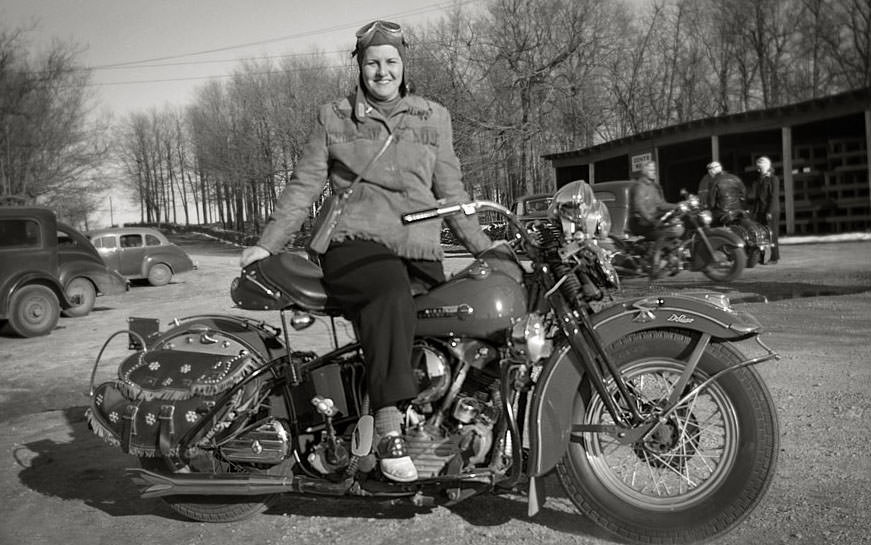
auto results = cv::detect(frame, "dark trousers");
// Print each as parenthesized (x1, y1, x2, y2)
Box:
(320, 239, 445, 410)
(765, 215, 780, 262)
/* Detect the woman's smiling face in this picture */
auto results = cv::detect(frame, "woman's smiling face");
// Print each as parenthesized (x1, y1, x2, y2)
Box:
(361, 45, 403, 101)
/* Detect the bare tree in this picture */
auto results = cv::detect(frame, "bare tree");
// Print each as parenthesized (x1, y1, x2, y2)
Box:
(0, 25, 109, 223)
(101, 0, 870, 231)
(820, 0, 871, 88)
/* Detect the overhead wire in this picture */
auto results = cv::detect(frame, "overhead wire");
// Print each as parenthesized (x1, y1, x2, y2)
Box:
(87, 0, 479, 78)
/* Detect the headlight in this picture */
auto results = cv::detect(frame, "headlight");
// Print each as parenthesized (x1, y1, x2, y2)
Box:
(595, 201, 612, 239)
(700, 210, 713, 225)
(548, 180, 604, 238)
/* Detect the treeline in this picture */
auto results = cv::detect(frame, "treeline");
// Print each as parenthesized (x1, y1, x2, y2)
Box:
(1, 0, 869, 231)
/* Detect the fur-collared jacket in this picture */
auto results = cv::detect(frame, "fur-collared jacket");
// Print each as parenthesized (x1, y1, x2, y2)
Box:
(257, 87, 491, 260)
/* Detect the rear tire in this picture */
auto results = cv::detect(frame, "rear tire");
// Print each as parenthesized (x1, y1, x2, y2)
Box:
(62, 277, 97, 317)
(147, 263, 172, 286)
(556, 330, 778, 545)
(8, 285, 60, 337)
(139, 454, 276, 522)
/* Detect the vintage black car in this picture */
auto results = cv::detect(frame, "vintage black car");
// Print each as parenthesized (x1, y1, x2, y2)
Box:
(0, 207, 128, 337)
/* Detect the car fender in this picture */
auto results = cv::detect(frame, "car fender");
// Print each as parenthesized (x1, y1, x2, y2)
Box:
(0, 271, 71, 317)
(526, 293, 763, 477)
(58, 259, 129, 296)
(141, 254, 171, 278)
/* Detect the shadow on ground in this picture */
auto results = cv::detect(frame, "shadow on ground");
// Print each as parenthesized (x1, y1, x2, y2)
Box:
(14, 407, 607, 539)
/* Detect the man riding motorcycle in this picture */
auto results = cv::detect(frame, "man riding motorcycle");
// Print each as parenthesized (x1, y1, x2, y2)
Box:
(627, 160, 682, 278)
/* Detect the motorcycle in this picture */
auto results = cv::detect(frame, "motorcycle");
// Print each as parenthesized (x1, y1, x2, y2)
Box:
(607, 191, 747, 281)
(716, 209, 773, 268)
(86, 180, 779, 545)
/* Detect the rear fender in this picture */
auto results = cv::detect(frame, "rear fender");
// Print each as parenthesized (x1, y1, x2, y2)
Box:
(527, 293, 762, 477)
(1, 272, 72, 313)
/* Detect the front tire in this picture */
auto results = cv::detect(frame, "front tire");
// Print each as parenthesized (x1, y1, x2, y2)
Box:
(556, 330, 778, 545)
(139, 453, 276, 522)
(8, 285, 60, 337)
(699, 233, 746, 282)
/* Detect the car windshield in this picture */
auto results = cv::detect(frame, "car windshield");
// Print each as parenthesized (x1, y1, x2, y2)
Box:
(525, 197, 552, 214)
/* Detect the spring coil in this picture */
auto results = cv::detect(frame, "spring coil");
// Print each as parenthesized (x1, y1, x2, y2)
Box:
(538, 221, 584, 303)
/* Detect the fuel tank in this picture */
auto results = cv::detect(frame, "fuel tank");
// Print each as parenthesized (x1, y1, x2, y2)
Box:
(414, 257, 527, 340)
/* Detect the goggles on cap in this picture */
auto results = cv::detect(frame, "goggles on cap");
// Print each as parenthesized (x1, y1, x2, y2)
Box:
(354, 20, 407, 52)
(356, 20, 403, 39)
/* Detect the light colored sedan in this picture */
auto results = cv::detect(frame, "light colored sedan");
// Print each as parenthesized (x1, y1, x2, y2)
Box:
(87, 227, 197, 286)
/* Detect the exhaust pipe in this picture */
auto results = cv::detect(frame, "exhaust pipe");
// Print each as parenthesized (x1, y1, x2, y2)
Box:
(126, 468, 351, 498)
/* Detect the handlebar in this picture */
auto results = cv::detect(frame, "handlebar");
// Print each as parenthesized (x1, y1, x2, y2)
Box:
(401, 201, 507, 224)
(402, 199, 538, 249)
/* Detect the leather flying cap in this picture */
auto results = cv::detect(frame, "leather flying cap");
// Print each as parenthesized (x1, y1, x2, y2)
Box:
(353, 20, 406, 63)
(353, 20, 409, 97)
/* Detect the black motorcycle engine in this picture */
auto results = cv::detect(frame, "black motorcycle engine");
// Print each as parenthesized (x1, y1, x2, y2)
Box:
(410, 341, 452, 406)
(404, 339, 502, 477)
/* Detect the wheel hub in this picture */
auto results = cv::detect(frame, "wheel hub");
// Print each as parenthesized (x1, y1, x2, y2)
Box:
(633, 410, 700, 470)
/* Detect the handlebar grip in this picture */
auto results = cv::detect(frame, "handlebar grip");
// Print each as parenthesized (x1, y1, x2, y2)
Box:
(402, 204, 463, 224)
(402, 208, 441, 224)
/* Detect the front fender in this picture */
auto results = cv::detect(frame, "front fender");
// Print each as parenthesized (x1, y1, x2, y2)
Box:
(527, 293, 762, 477)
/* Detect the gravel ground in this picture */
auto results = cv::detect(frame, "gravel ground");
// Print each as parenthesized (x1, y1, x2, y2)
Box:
(1, 235, 869, 545)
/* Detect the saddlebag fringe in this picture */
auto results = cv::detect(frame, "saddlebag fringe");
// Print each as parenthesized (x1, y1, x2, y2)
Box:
(88, 344, 262, 456)
(115, 350, 259, 401)
(88, 372, 261, 457)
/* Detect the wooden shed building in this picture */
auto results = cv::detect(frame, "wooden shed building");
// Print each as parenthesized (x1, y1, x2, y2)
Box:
(543, 87, 871, 235)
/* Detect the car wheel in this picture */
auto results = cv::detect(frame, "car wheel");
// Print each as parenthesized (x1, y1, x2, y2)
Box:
(8, 284, 60, 337)
(147, 263, 173, 286)
(62, 277, 97, 317)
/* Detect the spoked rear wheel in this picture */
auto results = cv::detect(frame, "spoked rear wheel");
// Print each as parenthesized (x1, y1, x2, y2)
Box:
(556, 330, 778, 545)
(139, 452, 276, 522)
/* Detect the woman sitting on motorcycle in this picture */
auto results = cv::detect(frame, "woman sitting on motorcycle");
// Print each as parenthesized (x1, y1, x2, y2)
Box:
(627, 161, 682, 277)
(239, 20, 494, 482)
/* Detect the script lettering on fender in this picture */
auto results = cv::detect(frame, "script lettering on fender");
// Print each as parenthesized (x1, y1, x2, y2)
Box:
(667, 313, 695, 324)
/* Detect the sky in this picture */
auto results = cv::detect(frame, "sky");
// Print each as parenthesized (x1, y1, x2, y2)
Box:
(3, 0, 473, 117)
(2, 0, 476, 225)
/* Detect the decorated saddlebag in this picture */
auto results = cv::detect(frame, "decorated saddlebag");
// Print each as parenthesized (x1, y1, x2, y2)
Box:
(87, 346, 266, 457)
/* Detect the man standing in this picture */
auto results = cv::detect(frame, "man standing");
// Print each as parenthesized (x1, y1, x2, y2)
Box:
(707, 163, 747, 225)
(747, 156, 780, 263)
(698, 161, 722, 209)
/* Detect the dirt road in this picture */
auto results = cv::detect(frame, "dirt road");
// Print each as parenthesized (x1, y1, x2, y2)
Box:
(1, 237, 869, 545)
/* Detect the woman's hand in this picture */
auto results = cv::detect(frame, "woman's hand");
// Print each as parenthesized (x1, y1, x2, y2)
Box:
(240, 245, 271, 268)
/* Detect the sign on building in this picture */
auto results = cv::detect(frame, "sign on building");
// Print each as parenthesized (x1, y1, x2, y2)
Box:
(631, 152, 652, 173)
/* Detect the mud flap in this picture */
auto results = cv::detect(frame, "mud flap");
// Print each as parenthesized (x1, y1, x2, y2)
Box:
(527, 475, 546, 516)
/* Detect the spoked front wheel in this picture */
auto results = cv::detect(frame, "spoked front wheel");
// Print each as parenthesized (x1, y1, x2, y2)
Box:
(556, 330, 779, 545)
(699, 233, 746, 282)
